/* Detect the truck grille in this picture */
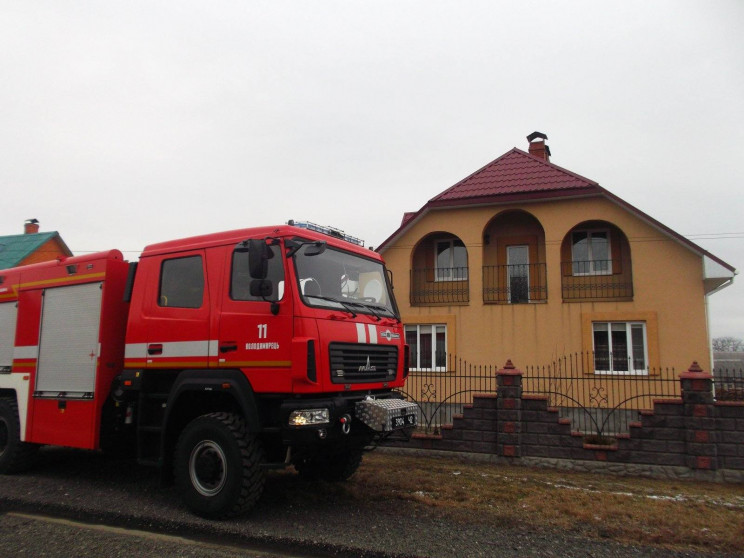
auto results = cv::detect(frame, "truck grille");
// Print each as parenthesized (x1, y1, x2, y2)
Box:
(329, 343, 398, 384)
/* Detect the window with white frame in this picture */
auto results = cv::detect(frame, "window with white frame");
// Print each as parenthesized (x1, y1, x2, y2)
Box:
(572, 230, 611, 275)
(405, 324, 447, 371)
(592, 322, 648, 374)
(435, 239, 468, 281)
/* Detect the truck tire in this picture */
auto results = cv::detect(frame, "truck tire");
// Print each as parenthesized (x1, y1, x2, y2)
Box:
(174, 412, 265, 518)
(0, 397, 38, 474)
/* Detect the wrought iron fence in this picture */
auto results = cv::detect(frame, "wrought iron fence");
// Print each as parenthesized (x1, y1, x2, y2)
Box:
(410, 267, 469, 305)
(713, 366, 744, 401)
(397, 352, 681, 437)
(396, 354, 499, 433)
(483, 263, 547, 303)
(523, 353, 679, 437)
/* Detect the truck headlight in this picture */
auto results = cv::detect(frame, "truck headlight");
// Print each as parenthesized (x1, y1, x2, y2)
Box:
(288, 408, 330, 427)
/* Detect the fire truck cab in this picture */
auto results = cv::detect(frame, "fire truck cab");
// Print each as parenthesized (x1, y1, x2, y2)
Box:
(0, 222, 415, 518)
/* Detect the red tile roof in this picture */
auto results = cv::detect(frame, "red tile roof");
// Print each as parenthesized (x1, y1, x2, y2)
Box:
(375, 145, 736, 276)
(429, 148, 599, 205)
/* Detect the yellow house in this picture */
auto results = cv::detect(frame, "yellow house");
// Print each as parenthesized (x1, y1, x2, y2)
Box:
(378, 133, 736, 380)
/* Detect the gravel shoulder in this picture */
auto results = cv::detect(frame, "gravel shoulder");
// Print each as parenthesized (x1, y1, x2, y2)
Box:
(0, 446, 739, 558)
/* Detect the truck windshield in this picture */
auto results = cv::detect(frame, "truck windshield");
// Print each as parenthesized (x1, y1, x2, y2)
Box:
(293, 243, 399, 320)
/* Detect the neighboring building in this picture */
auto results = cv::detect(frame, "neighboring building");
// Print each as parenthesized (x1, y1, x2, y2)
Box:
(714, 351, 744, 371)
(712, 352, 744, 401)
(0, 220, 72, 270)
(378, 133, 736, 376)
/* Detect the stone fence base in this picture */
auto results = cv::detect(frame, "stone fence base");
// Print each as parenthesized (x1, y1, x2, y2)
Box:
(389, 361, 744, 482)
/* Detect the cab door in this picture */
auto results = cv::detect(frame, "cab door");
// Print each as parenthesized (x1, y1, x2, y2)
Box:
(141, 251, 212, 369)
(214, 241, 293, 392)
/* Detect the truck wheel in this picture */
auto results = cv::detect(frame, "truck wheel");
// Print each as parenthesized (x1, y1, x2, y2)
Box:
(0, 398, 38, 474)
(294, 455, 324, 481)
(323, 449, 363, 482)
(295, 449, 363, 482)
(174, 412, 265, 518)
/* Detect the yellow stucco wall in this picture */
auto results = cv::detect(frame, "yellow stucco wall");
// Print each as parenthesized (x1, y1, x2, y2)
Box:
(382, 195, 711, 376)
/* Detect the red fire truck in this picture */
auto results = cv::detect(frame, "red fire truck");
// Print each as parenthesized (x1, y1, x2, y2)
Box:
(0, 222, 415, 517)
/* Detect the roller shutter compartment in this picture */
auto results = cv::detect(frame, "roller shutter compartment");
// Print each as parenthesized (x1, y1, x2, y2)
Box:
(0, 302, 18, 370)
(36, 282, 103, 395)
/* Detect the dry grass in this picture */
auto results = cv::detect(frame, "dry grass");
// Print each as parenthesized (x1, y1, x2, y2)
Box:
(337, 451, 744, 553)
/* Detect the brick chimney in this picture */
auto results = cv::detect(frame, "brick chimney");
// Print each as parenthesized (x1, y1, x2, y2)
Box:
(24, 219, 40, 234)
(527, 131, 551, 161)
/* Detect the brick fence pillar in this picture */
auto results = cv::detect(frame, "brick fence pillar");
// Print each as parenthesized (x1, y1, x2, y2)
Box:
(496, 360, 523, 458)
(680, 361, 718, 471)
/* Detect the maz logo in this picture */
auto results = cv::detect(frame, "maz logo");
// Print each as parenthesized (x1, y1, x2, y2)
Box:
(358, 356, 377, 372)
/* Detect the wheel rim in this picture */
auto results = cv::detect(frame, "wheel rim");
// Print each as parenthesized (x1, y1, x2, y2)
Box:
(188, 440, 227, 497)
(0, 417, 8, 457)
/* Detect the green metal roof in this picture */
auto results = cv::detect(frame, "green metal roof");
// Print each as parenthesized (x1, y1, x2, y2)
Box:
(0, 232, 71, 270)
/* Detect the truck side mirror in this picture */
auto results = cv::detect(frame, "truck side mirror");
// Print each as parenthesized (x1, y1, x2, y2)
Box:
(304, 241, 326, 256)
(248, 239, 272, 279)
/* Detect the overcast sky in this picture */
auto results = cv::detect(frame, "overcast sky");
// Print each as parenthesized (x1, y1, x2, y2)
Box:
(2, 1, 743, 342)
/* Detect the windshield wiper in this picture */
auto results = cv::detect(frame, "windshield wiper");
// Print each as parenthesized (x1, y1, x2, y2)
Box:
(338, 299, 395, 321)
(305, 295, 358, 318)
(304, 294, 397, 322)
(349, 301, 384, 321)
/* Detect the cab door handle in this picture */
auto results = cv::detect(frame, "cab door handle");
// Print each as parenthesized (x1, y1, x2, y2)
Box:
(220, 343, 237, 353)
(147, 344, 163, 355)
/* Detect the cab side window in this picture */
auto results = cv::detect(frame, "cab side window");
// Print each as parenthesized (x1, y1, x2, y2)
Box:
(159, 256, 204, 308)
(231, 245, 284, 302)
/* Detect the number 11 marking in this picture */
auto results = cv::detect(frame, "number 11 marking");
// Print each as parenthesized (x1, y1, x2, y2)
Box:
(257, 324, 268, 339)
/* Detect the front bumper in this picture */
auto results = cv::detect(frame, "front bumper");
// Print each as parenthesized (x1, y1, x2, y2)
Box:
(279, 393, 417, 446)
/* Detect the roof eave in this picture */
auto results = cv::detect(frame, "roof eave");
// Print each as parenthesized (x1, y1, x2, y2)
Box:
(427, 186, 603, 209)
(599, 187, 737, 274)
(377, 188, 602, 253)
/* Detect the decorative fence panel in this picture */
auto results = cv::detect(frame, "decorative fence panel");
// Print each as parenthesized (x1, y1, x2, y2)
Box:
(398, 353, 681, 437)
(398, 355, 500, 433)
(522, 354, 679, 437)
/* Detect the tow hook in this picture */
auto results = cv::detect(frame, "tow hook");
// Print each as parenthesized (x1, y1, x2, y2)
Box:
(340, 414, 352, 435)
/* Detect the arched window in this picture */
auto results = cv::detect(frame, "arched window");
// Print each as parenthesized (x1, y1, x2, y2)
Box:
(435, 238, 468, 281)
(561, 221, 633, 301)
(482, 210, 547, 304)
(410, 233, 469, 305)
(570, 228, 611, 275)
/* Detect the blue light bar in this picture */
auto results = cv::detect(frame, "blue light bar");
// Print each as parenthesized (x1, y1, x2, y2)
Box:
(288, 220, 364, 247)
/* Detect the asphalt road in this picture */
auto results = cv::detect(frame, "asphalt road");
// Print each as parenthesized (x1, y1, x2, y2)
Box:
(0, 512, 305, 558)
(0, 447, 736, 558)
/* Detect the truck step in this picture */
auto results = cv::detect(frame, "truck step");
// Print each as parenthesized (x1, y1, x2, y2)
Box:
(141, 392, 169, 400)
(138, 425, 163, 433)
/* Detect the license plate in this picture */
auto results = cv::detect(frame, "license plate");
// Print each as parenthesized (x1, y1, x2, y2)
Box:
(392, 414, 417, 429)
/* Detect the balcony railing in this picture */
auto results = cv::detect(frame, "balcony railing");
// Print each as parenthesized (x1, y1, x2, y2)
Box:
(561, 260, 633, 300)
(409, 261, 632, 305)
(483, 263, 547, 304)
(410, 267, 469, 305)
